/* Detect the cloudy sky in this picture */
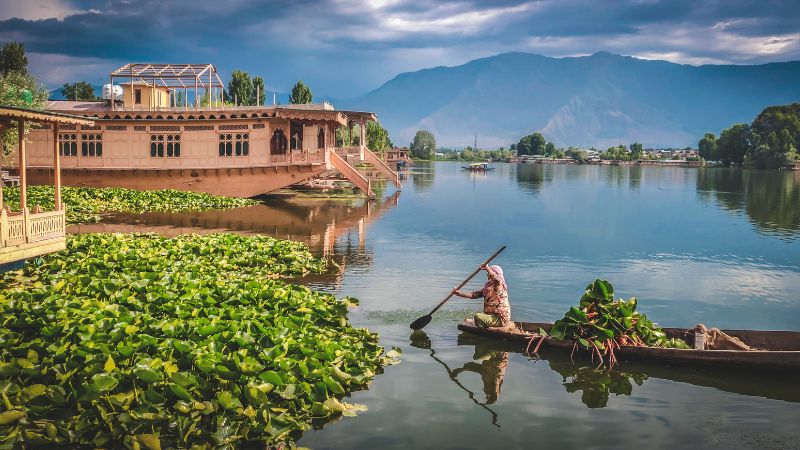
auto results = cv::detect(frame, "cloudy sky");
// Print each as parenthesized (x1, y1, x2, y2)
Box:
(1, 0, 798, 98)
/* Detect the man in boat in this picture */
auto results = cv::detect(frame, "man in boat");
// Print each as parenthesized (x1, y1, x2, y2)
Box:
(453, 265, 511, 329)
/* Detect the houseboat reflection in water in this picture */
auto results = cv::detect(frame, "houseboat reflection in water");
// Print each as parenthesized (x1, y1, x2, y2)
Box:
(68, 190, 400, 287)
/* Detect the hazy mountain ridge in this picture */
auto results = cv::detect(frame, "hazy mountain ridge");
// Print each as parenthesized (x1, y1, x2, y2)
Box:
(345, 52, 800, 148)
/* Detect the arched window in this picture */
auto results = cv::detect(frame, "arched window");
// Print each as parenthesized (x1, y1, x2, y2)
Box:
(270, 129, 288, 155)
(290, 121, 303, 151)
(317, 128, 325, 149)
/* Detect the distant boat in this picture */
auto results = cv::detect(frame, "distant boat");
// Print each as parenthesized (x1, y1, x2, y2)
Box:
(462, 162, 494, 172)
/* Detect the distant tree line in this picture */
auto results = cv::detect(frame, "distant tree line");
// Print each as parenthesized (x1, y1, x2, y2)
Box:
(698, 103, 799, 168)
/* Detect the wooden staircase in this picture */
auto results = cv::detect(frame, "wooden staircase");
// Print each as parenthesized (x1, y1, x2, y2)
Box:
(327, 149, 375, 198)
(363, 147, 402, 189)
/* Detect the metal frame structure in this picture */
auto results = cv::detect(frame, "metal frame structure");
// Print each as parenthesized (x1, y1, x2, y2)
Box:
(109, 64, 226, 111)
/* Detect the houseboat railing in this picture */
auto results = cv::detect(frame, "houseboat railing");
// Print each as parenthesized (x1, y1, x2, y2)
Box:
(270, 154, 289, 164)
(334, 146, 361, 156)
(28, 209, 66, 243)
(308, 151, 325, 163)
(1, 208, 66, 247)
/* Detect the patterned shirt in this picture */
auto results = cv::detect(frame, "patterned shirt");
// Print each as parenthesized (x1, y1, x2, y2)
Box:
(465, 267, 511, 325)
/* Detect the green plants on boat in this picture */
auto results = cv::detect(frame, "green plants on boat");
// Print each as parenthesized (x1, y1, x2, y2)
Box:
(2, 186, 258, 224)
(0, 233, 397, 448)
(528, 279, 672, 366)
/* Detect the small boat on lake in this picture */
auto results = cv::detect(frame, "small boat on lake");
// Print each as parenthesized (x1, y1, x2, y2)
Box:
(462, 162, 494, 172)
(457, 320, 800, 372)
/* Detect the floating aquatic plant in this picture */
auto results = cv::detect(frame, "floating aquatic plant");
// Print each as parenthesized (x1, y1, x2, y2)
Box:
(529, 280, 687, 366)
(0, 233, 397, 448)
(3, 186, 258, 224)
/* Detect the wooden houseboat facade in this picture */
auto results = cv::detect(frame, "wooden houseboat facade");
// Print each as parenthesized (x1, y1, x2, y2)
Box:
(18, 64, 400, 198)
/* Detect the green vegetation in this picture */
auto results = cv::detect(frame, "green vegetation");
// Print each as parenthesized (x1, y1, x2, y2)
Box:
(3, 186, 257, 224)
(0, 42, 48, 154)
(513, 132, 547, 156)
(436, 147, 512, 162)
(227, 70, 255, 106)
(600, 145, 631, 161)
(532, 280, 685, 366)
(699, 103, 800, 168)
(59, 82, 99, 101)
(366, 121, 393, 152)
(0, 42, 27, 76)
(289, 80, 313, 105)
(409, 130, 436, 160)
(0, 233, 397, 448)
(253, 76, 265, 106)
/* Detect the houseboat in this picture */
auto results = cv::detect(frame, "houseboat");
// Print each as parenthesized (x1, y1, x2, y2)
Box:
(381, 147, 414, 170)
(18, 63, 400, 198)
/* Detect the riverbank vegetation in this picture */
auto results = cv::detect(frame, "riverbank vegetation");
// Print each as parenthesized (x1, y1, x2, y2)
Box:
(3, 186, 258, 224)
(0, 233, 396, 448)
(699, 103, 799, 168)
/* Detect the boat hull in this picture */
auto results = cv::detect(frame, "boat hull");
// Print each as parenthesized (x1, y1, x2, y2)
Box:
(457, 320, 800, 372)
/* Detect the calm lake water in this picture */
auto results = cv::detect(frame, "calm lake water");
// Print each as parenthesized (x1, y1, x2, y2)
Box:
(74, 162, 800, 449)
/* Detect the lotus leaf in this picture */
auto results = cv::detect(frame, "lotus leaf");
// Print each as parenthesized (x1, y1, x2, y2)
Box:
(3, 186, 258, 224)
(0, 233, 393, 447)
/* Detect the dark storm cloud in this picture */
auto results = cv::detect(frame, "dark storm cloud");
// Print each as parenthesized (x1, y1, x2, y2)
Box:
(0, 0, 798, 96)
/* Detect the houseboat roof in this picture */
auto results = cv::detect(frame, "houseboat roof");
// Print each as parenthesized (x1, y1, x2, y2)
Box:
(0, 105, 95, 126)
(110, 63, 224, 89)
(45, 100, 376, 124)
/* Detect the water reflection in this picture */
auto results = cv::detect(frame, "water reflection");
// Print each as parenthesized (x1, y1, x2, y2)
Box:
(410, 162, 435, 192)
(697, 168, 800, 238)
(515, 163, 546, 195)
(546, 358, 648, 408)
(454, 332, 799, 409)
(68, 191, 401, 289)
(410, 330, 502, 428)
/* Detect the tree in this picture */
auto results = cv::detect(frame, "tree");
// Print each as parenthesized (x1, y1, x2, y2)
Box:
(289, 80, 312, 104)
(0, 42, 28, 76)
(409, 130, 436, 160)
(566, 148, 589, 163)
(717, 124, 755, 165)
(698, 133, 717, 160)
(366, 121, 391, 151)
(252, 76, 265, 106)
(629, 142, 644, 160)
(227, 70, 253, 106)
(515, 132, 547, 155)
(545, 141, 556, 156)
(60, 82, 98, 101)
(1, 70, 48, 153)
(601, 145, 630, 161)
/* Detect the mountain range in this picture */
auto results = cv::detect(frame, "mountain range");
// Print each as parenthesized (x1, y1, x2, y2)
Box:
(344, 52, 800, 149)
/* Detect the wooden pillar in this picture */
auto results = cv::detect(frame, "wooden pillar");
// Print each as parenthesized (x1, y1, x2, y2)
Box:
(194, 77, 198, 110)
(53, 123, 62, 210)
(17, 120, 27, 211)
(0, 125, 3, 210)
(208, 69, 212, 108)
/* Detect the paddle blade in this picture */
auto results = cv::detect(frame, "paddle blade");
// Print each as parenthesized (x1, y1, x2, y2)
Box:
(410, 315, 432, 330)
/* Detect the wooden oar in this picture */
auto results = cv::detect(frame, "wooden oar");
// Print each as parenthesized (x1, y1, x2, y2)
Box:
(410, 245, 507, 330)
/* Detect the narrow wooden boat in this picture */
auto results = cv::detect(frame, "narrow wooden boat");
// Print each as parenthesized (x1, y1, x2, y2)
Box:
(462, 163, 494, 171)
(457, 320, 800, 371)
